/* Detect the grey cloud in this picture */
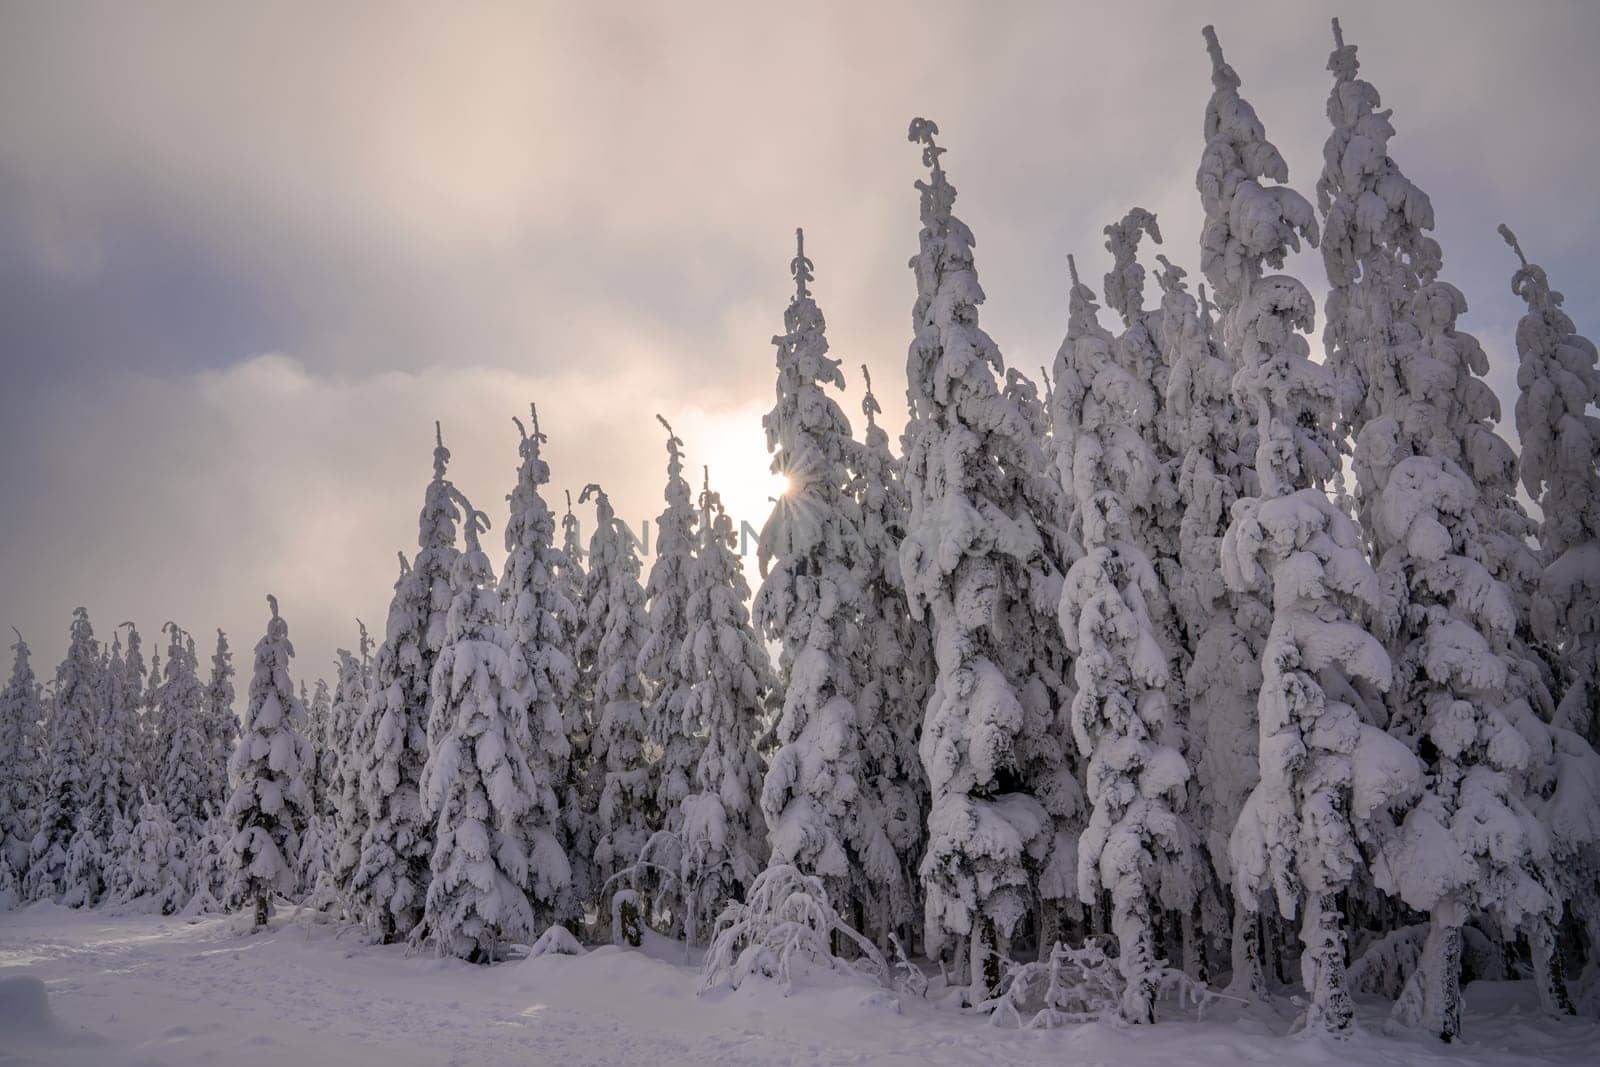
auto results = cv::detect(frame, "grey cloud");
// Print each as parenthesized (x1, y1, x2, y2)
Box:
(2, 0, 1598, 675)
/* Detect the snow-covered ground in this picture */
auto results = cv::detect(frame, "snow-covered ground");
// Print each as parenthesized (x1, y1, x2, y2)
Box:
(1, 903, 1595, 1067)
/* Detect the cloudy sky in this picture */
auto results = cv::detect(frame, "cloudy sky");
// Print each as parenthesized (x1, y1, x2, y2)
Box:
(3, 0, 1597, 684)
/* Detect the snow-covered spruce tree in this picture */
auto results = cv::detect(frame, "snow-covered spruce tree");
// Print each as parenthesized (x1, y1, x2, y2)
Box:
(577, 482, 656, 921)
(158, 623, 213, 841)
(1317, 21, 1563, 1041)
(639, 415, 700, 836)
(1158, 254, 1264, 985)
(556, 486, 597, 918)
(99, 806, 134, 905)
(356, 424, 460, 942)
(1097, 210, 1210, 977)
(144, 643, 163, 783)
(69, 624, 140, 901)
(184, 809, 232, 915)
(298, 673, 341, 901)
(25, 608, 101, 903)
(1502, 226, 1600, 743)
(106, 624, 149, 824)
(203, 629, 237, 816)
(755, 228, 875, 926)
(1200, 24, 1413, 1036)
(1054, 248, 1189, 1024)
(499, 406, 579, 927)
(121, 790, 187, 914)
(997, 364, 1088, 958)
(1502, 225, 1600, 1012)
(1101, 210, 1186, 605)
(297, 675, 338, 899)
(850, 365, 932, 946)
(329, 619, 373, 903)
(679, 470, 772, 943)
(0, 630, 43, 879)
(224, 595, 312, 928)
(899, 118, 1052, 995)
(306, 677, 334, 817)
(418, 506, 552, 961)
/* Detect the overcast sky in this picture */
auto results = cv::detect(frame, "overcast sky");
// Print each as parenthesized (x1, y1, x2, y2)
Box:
(3, 0, 1597, 687)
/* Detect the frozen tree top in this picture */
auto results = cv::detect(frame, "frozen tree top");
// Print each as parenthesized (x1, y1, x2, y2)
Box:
(1197, 24, 1317, 309)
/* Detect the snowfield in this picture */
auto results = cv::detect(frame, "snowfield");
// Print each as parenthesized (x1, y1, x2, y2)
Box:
(2, 904, 1596, 1067)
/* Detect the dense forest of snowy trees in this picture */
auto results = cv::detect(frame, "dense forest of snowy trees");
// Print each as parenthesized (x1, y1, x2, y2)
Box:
(2, 20, 1598, 1043)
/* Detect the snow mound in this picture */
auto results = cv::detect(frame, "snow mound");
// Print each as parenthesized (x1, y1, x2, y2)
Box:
(528, 924, 586, 958)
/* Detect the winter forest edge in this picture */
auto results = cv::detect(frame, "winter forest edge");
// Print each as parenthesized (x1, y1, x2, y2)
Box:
(3, 17, 1599, 1051)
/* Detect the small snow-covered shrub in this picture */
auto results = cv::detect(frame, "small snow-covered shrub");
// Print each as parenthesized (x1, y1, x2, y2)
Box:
(528, 924, 586, 959)
(978, 938, 1226, 1029)
(888, 933, 928, 999)
(0, 857, 19, 912)
(977, 939, 1123, 1028)
(120, 794, 187, 915)
(182, 812, 232, 916)
(698, 864, 886, 995)
(1348, 924, 1428, 1000)
(611, 889, 643, 948)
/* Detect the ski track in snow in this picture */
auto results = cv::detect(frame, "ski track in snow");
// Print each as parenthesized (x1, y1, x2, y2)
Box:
(1, 903, 1596, 1066)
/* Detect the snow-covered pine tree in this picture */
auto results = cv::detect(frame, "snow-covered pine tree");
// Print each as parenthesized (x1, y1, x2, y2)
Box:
(1054, 246, 1190, 1024)
(100, 806, 134, 905)
(306, 677, 334, 817)
(1501, 226, 1600, 743)
(184, 809, 232, 915)
(159, 623, 213, 841)
(203, 629, 237, 816)
(577, 482, 656, 920)
(297, 673, 339, 899)
(556, 486, 597, 921)
(25, 609, 101, 903)
(144, 642, 163, 784)
(1317, 20, 1561, 1041)
(70, 624, 140, 902)
(639, 416, 700, 835)
(1158, 250, 1263, 984)
(419, 504, 552, 960)
(850, 365, 931, 946)
(112, 624, 151, 821)
(0, 630, 43, 880)
(1501, 224, 1600, 1013)
(899, 118, 1051, 994)
(755, 228, 874, 925)
(499, 405, 579, 927)
(1200, 26, 1410, 1035)
(1100, 210, 1211, 977)
(121, 789, 187, 914)
(329, 619, 374, 905)
(679, 468, 772, 943)
(1101, 210, 1187, 633)
(224, 595, 312, 928)
(996, 364, 1087, 958)
(356, 424, 460, 942)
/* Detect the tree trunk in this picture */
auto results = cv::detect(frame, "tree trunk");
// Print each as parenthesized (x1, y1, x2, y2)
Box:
(970, 916, 999, 1000)
(1530, 918, 1576, 1017)
(1300, 893, 1354, 1036)
(1039, 900, 1060, 963)
(253, 893, 269, 929)
(1229, 907, 1266, 997)
(1182, 906, 1207, 983)
(1394, 901, 1464, 1042)
(1116, 890, 1157, 1024)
